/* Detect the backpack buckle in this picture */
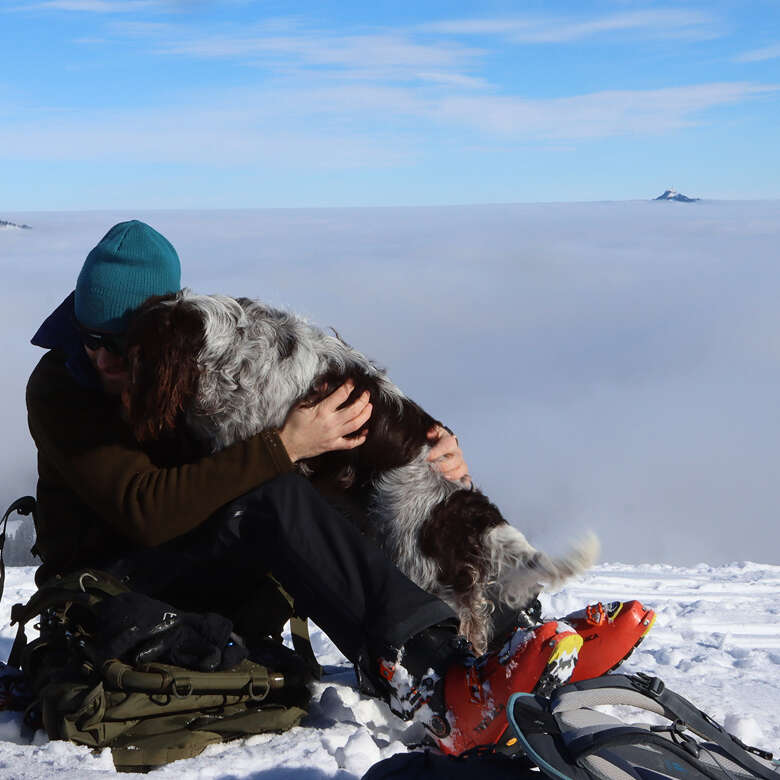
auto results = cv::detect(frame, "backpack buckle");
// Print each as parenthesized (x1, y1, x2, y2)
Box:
(630, 672, 665, 697)
(172, 678, 193, 698)
(78, 572, 98, 592)
(585, 603, 605, 625)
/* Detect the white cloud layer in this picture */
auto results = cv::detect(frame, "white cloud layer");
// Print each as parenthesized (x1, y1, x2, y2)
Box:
(421, 10, 721, 42)
(735, 42, 780, 63)
(2, 202, 780, 566)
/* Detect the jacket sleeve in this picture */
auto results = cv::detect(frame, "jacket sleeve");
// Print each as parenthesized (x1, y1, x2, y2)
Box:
(26, 351, 294, 547)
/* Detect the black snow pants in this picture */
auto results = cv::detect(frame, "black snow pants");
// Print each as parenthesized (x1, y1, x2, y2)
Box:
(103, 473, 456, 680)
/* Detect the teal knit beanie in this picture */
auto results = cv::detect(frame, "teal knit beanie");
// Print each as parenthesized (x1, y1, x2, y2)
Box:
(75, 220, 181, 333)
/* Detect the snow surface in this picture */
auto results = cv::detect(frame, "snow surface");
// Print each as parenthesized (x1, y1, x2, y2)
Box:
(1, 562, 778, 779)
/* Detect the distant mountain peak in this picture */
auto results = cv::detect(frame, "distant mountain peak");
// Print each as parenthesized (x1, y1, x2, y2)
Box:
(0, 219, 32, 230)
(655, 189, 699, 203)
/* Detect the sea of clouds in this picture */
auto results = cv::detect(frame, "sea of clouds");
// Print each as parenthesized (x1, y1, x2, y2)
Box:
(1, 201, 778, 566)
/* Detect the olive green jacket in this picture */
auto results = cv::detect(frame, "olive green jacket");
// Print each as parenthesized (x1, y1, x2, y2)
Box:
(26, 349, 293, 584)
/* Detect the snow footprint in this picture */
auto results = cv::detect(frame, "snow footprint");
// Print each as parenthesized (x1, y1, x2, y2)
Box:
(318, 685, 359, 723)
(335, 727, 381, 776)
(724, 714, 765, 746)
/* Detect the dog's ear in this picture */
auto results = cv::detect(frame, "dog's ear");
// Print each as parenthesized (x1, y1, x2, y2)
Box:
(122, 296, 205, 442)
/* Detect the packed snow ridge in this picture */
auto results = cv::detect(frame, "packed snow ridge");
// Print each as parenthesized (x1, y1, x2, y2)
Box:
(0, 220, 32, 230)
(655, 189, 699, 202)
(1, 561, 778, 779)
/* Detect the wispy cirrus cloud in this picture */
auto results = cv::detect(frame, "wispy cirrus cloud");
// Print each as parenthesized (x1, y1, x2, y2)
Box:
(18, 0, 164, 11)
(0, 80, 774, 171)
(150, 23, 486, 88)
(436, 82, 778, 138)
(0, 87, 421, 167)
(108, 20, 175, 36)
(735, 42, 780, 63)
(414, 71, 488, 89)
(1, 6, 775, 183)
(422, 9, 721, 43)
(270, 80, 778, 141)
(159, 29, 482, 71)
(107, 11, 725, 94)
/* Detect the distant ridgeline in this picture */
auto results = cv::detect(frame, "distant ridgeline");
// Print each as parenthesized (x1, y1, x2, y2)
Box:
(0, 219, 32, 229)
(655, 189, 699, 202)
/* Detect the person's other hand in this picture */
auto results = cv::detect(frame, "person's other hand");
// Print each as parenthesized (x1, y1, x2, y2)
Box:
(427, 425, 471, 486)
(279, 380, 372, 462)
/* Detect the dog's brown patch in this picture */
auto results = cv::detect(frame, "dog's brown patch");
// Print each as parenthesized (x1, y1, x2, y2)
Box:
(420, 489, 506, 594)
(303, 371, 438, 490)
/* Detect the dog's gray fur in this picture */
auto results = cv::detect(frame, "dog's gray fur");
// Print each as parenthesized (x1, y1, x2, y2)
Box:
(145, 289, 598, 652)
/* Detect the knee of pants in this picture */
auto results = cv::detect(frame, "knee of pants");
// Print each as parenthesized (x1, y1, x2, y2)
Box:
(217, 473, 320, 543)
(243, 471, 318, 511)
(217, 472, 310, 517)
(259, 471, 310, 494)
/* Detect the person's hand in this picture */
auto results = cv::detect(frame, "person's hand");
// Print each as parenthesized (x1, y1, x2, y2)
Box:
(427, 425, 471, 485)
(278, 380, 372, 462)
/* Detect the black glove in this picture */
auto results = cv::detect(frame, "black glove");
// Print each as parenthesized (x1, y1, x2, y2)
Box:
(133, 612, 247, 671)
(93, 592, 247, 671)
(93, 591, 183, 661)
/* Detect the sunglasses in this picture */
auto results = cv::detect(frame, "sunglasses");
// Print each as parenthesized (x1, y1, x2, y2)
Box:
(77, 327, 128, 356)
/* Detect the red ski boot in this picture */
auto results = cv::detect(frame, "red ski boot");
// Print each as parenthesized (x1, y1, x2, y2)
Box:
(564, 600, 655, 683)
(380, 620, 583, 756)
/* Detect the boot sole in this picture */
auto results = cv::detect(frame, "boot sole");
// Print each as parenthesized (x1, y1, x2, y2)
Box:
(603, 609, 656, 673)
(567, 602, 657, 682)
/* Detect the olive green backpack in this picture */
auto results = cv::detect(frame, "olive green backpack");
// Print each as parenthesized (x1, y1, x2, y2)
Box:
(2, 521, 320, 774)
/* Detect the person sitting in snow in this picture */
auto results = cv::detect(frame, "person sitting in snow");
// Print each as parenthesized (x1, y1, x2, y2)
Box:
(25, 219, 654, 755)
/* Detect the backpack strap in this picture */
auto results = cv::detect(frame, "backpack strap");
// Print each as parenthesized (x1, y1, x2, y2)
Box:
(504, 691, 592, 780)
(625, 674, 777, 779)
(564, 726, 725, 780)
(101, 659, 283, 699)
(290, 615, 322, 680)
(269, 575, 322, 680)
(6, 568, 130, 669)
(0, 496, 37, 605)
(549, 674, 777, 780)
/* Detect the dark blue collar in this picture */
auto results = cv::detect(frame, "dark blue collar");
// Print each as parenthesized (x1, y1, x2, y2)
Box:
(31, 292, 101, 390)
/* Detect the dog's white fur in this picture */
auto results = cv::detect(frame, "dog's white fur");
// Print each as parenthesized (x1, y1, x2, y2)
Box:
(143, 290, 598, 653)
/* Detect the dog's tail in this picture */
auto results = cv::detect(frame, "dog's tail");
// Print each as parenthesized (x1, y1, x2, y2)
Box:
(488, 528, 600, 610)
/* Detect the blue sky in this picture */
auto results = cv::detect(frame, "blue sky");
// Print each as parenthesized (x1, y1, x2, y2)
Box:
(1, 0, 779, 209)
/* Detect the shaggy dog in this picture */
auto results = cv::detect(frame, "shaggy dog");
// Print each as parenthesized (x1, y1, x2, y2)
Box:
(123, 290, 599, 654)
